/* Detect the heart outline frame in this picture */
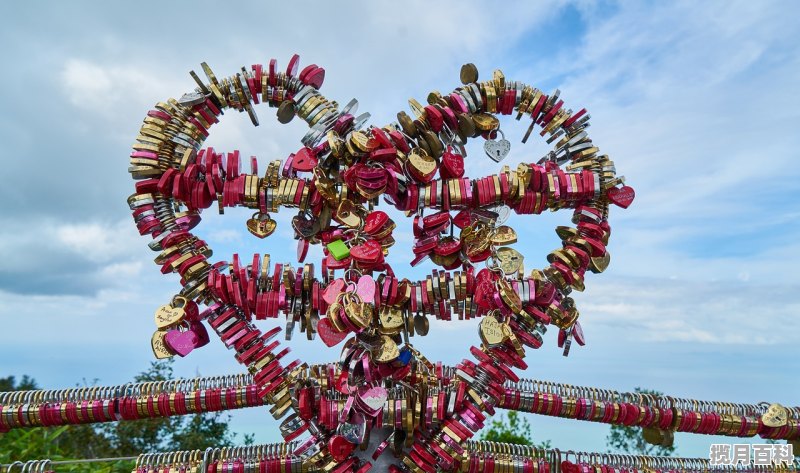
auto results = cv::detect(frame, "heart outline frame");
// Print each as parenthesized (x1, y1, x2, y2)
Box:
(128, 55, 630, 470)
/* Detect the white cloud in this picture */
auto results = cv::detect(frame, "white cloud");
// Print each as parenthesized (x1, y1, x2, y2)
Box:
(0, 218, 147, 296)
(56, 221, 140, 263)
(207, 228, 244, 245)
(489, 0, 800, 292)
(581, 276, 800, 345)
(62, 59, 113, 104)
(551, 0, 800, 218)
(98, 260, 143, 280)
(60, 57, 188, 119)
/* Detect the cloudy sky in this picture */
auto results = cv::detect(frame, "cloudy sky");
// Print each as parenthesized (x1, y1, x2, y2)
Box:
(1, 0, 799, 460)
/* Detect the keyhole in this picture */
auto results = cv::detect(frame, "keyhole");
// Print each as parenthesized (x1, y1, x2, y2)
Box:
(496, 149, 501, 157)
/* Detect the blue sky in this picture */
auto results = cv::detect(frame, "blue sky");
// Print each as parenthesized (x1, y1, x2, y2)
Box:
(1, 0, 799, 459)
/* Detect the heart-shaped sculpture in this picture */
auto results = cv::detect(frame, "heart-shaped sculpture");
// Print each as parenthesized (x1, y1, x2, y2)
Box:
(129, 56, 629, 471)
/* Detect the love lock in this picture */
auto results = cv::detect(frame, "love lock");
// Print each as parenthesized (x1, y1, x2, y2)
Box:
(246, 212, 277, 238)
(128, 56, 631, 471)
(484, 128, 511, 162)
(337, 411, 366, 445)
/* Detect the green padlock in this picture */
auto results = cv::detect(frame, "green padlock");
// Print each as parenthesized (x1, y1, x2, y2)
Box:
(327, 239, 350, 261)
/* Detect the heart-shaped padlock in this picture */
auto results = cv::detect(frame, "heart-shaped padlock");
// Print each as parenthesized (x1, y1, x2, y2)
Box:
(484, 129, 511, 162)
(163, 323, 199, 357)
(246, 212, 276, 238)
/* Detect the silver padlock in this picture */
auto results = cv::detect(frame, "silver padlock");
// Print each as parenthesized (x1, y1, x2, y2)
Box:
(484, 128, 511, 162)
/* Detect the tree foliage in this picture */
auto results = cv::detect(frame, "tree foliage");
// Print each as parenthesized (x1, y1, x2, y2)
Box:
(605, 387, 676, 456)
(479, 411, 552, 450)
(0, 360, 252, 472)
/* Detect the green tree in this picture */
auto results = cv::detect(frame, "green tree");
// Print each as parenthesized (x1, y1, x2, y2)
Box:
(1, 360, 252, 472)
(0, 375, 38, 392)
(479, 411, 552, 449)
(99, 360, 253, 454)
(605, 387, 676, 456)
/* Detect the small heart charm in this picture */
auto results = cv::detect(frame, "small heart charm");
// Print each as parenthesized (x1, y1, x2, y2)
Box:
(246, 213, 276, 238)
(356, 275, 376, 305)
(164, 329, 198, 357)
(762, 403, 789, 428)
(322, 278, 346, 305)
(379, 306, 405, 331)
(324, 252, 351, 270)
(349, 240, 382, 264)
(317, 318, 348, 347)
(474, 277, 496, 310)
(488, 204, 511, 225)
(453, 210, 473, 229)
(422, 211, 451, 230)
(363, 211, 390, 234)
(479, 315, 506, 347)
(433, 237, 461, 256)
(189, 321, 210, 348)
(407, 149, 438, 182)
(589, 252, 611, 274)
(607, 185, 635, 209)
(573, 320, 585, 346)
(335, 200, 363, 228)
(327, 434, 356, 462)
(154, 304, 185, 329)
(355, 167, 386, 181)
(484, 130, 511, 162)
(558, 327, 567, 348)
(150, 330, 173, 359)
(496, 247, 524, 273)
(291, 147, 318, 172)
(291, 213, 319, 238)
(491, 225, 517, 246)
(344, 411, 367, 442)
(373, 335, 399, 363)
(441, 147, 465, 178)
(357, 385, 388, 414)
